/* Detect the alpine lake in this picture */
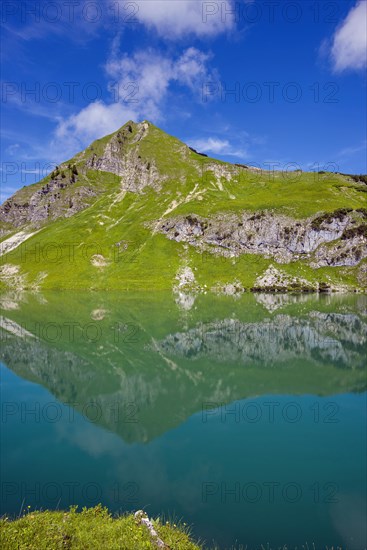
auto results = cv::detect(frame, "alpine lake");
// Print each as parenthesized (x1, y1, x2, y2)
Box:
(1, 291, 366, 549)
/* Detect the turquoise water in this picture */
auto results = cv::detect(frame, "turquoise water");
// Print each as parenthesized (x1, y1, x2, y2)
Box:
(1, 292, 366, 549)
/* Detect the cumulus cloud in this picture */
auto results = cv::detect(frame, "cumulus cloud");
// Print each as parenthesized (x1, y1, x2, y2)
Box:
(189, 137, 247, 158)
(330, 1, 367, 72)
(54, 47, 215, 151)
(54, 101, 140, 151)
(106, 47, 213, 115)
(121, 0, 235, 39)
(105, 50, 174, 121)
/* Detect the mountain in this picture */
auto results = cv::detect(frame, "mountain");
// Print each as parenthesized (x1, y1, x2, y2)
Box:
(0, 120, 366, 292)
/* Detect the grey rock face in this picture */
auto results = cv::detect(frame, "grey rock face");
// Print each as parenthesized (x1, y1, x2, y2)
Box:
(86, 135, 126, 175)
(120, 148, 163, 193)
(156, 313, 367, 369)
(86, 122, 163, 193)
(157, 210, 367, 267)
(253, 265, 317, 291)
(311, 235, 367, 267)
(0, 177, 95, 228)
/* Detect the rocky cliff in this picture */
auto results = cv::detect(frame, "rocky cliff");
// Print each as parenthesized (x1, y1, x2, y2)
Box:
(155, 208, 367, 267)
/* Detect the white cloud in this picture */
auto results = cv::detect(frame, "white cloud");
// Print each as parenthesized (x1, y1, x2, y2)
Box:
(55, 102, 138, 144)
(330, 1, 367, 72)
(338, 140, 367, 158)
(54, 47, 215, 151)
(5, 144, 20, 156)
(4, 0, 235, 45)
(106, 47, 213, 114)
(105, 50, 174, 121)
(174, 47, 215, 90)
(122, 0, 235, 39)
(190, 137, 230, 154)
(189, 137, 247, 158)
(2, 0, 104, 45)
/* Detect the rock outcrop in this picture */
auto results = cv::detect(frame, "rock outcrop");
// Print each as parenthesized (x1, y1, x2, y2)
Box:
(0, 174, 95, 229)
(156, 313, 367, 369)
(156, 208, 367, 268)
(86, 121, 164, 193)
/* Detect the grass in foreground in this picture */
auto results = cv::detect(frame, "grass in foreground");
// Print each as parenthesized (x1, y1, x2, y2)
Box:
(0, 505, 201, 550)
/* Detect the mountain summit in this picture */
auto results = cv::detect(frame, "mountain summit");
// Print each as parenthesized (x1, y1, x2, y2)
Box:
(0, 120, 366, 292)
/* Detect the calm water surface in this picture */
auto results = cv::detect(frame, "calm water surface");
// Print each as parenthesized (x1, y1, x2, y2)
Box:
(1, 291, 366, 549)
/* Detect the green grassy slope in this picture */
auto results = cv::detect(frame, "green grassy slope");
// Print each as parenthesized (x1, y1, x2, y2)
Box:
(0, 506, 200, 550)
(0, 121, 366, 291)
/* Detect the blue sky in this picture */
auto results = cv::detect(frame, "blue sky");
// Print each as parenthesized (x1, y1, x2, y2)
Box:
(1, 0, 366, 201)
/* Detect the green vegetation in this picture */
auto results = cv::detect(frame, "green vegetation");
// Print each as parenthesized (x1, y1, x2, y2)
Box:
(338, 173, 367, 185)
(1, 291, 365, 442)
(0, 121, 366, 292)
(0, 505, 200, 550)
